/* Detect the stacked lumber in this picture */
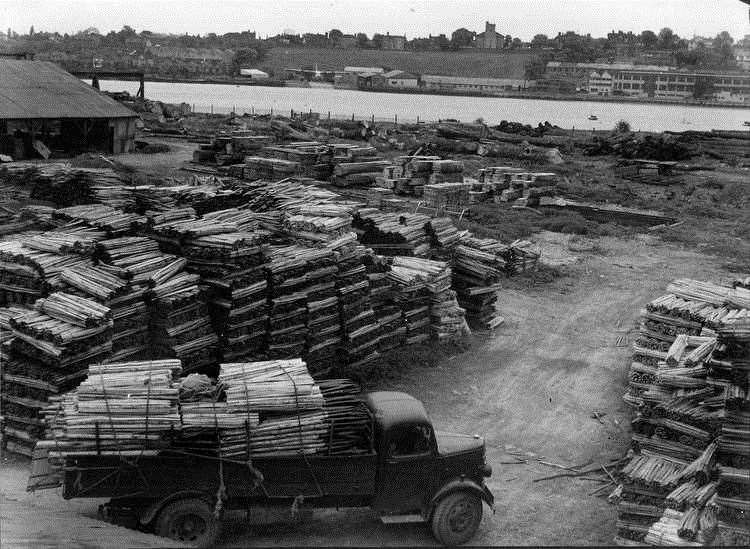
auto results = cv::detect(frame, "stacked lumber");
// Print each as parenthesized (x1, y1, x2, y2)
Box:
(396, 156, 441, 196)
(336, 244, 380, 370)
(194, 231, 270, 363)
(614, 277, 749, 546)
(147, 266, 219, 375)
(477, 166, 525, 193)
(95, 237, 181, 286)
(425, 217, 462, 250)
(711, 317, 750, 546)
(243, 156, 301, 181)
(0, 240, 91, 306)
(266, 246, 335, 361)
(1, 293, 112, 456)
(353, 209, 430, 257)
(215, 359, 372, 457)
(60, 264, 149, 362)
(24, 167, 126, 207)
(423, 182, 472, 210)
(53, 204, 141, 236)
(36, 360, 182, 460)
(452, 235, 507, 328)
(332, 160, 391, 187)
(362, 253, 404, 354)
(282, 209, 354, 246)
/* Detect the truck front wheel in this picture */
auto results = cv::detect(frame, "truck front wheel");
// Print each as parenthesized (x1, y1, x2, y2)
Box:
(155, 498, 221, 548)
(430, 491, 483, 546)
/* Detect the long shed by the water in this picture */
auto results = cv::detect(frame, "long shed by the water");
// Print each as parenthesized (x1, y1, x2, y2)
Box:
(0, 59, 137, 159)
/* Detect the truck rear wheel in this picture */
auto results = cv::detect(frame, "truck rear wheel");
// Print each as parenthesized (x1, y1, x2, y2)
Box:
(155, 498, 221, 548)
(430, 491, 483, 546)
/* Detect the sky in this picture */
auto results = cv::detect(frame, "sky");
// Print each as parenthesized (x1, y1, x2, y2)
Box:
(2, 0, 748, 41)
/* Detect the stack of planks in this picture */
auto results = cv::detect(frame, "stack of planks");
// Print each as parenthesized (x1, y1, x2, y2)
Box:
(36, 359, 183, 460)
(336, 244, 380, 371)
(353, 209, 430, 257)
(390, 257, 466, 341)
(2, 292, 112, 456)
(60, 264, 150, 363)
(243, 157, 301, 181)
(452, 235, 507, 329)
(24, 167, 126, 207)
(613, 277, 749, 546)
(0, 240, 91, 306)
(188, 228, 270, 363)
(362, 252, 404, 354)
(53, 204, 142, 237)
(332, 160, 391, 188)
(425, 217, 462, 250)
(266, 246, 335, 362)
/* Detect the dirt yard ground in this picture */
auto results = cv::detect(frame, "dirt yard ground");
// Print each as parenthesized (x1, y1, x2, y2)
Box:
(1, 228, 739, 546)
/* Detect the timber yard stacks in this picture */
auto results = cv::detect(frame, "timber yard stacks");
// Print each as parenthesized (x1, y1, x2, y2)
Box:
(0, 164, 540, 454)
(613, 278, 750, 547)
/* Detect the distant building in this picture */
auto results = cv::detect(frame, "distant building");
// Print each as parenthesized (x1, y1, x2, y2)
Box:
(735, 39, 750, 71)
(588, 71, 613, 95)
(382, 70, 418, 88)
(475, 21, 502, 49)
(343, 66, 384, 74)
(0, 59, 137, 158)
(421, 74, 532, 93)
(240, 68, 269, 79)
(380, 33, 406, 51)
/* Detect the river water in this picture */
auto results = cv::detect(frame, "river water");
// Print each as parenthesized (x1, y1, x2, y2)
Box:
(93, 79, 750, 133)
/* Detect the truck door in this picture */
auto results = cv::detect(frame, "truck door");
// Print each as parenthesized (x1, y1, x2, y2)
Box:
(374, 422, 435, 513)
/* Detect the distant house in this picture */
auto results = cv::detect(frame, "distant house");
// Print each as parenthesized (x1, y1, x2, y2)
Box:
(337, 35, 357, 48)
(240, 68, 269, 79)
(382, 70, 419, 88)
(588, 71, 613, 95)
(688, 36, 714, 51)
(380, 33, 406, 51)
(475, 21, 502, 49)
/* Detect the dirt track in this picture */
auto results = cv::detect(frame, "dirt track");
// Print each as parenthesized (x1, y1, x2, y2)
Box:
(1, 230, 737, 546)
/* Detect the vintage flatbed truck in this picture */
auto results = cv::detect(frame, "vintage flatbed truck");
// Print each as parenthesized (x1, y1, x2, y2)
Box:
(58, 391, 493, 546)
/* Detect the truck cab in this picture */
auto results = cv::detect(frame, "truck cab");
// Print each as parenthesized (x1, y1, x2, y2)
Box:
(366, 391, 493, 544)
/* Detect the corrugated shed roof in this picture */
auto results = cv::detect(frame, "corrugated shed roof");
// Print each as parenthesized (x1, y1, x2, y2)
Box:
(0, 60, 137, 120)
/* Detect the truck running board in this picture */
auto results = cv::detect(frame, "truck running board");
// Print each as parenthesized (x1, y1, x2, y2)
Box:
(379, 514, 426, 524)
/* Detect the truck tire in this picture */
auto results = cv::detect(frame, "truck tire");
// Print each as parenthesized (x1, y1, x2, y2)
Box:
(430, 491, 483, 546)
(155, 498, 221, 548)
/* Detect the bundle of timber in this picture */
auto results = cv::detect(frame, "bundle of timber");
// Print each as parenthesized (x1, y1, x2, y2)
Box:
(0, 240, 92, 306)
(353, 209, 430, 257)
(336, 245, 380, 370)
(59, 264, 149, 362)
(214, 359, 372, 457)
(425, 217, 462, 250)
(95, 236, 183, 286)
(477, 166, 525, 192)
(332, 160, 391, 187)
(282, 212, 354, 246)
(613, 277, 749, 546)
(423, 182, 472, 210)
(36, 360, 183, 459)
(243, 156, 301, 181)
(20, 230, 107, 257)
(22, 166, 125, 207)
(53, 204, 141, 236)
(2, 293, 112, 456)
(147, 267, 219, 375)
(197, 230, 270, 363)
(266, 245, 336, 362)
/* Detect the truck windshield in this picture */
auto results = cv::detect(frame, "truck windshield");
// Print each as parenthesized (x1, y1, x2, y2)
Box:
(388, 423, 433, 457)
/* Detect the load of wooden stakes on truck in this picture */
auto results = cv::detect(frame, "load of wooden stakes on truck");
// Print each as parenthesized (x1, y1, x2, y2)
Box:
(29, 358, 373, 482)
(612, 278, 749, 547)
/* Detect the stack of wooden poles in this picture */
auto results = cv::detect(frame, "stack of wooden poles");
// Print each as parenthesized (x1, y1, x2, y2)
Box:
(2, 292, 112, 456)
(612, 278, 749, 546)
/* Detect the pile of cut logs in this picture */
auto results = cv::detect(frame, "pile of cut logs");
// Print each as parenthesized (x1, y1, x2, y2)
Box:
(613, 278, 749, 546)
(353, 209, 430, 257)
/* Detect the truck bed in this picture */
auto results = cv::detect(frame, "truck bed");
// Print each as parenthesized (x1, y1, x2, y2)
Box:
(62, 452, 378, 502)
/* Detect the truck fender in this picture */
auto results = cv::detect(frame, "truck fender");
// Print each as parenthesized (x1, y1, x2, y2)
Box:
(428, 478, 494, 516)
(138, 490, 214, 526)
